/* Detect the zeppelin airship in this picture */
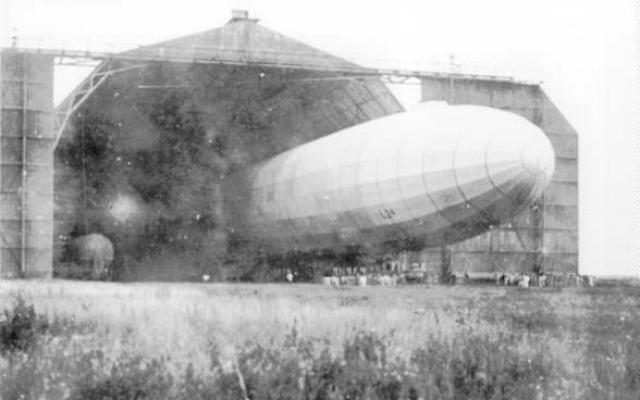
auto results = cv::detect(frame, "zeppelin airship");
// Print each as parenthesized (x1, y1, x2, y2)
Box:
(225, 102, 555, 253)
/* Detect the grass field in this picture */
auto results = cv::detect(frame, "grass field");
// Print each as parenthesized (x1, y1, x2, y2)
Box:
(0, 280, 638, 399)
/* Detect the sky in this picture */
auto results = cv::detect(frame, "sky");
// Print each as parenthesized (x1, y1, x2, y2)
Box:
(3, 0, 639, 276)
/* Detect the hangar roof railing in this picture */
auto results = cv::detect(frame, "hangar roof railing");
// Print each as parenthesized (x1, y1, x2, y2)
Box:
(1, 44, 535, 84)
(2, 9, 540, 84)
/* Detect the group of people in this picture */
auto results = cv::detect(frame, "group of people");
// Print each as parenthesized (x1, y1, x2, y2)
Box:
(317, 270, 596, 288)
(322, 273, 401, 287)
(494, 272, 596, 288)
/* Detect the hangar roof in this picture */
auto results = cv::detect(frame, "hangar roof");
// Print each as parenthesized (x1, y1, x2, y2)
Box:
(122, 12, 369, 73)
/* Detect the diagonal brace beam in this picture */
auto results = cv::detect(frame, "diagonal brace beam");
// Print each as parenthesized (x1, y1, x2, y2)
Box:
(53, 61, 147, 148)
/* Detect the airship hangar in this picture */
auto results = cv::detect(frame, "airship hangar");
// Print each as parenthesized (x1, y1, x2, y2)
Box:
(0, 10, 577, 281)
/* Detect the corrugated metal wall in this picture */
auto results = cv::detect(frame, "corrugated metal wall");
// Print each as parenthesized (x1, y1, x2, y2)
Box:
(0, 51, 54, 278)
(417, 77, 578, 275)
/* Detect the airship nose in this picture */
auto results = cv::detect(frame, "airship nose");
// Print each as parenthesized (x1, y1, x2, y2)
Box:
(482, 110, 555, 211)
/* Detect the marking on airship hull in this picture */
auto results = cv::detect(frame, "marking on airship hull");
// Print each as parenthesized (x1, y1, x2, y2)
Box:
(379, 208, 397, 220)
(374, 148, 408, 226)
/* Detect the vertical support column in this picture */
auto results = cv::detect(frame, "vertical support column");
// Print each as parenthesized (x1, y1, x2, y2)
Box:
(401, 249, 408, 272)
(0, 51, 54, 278)
(440, 244, 452, 283)
(442, 73, 455, 280)
(530, 87, 544, 275)
(21, 54, 28, 274)
(531, 196, 544, 275)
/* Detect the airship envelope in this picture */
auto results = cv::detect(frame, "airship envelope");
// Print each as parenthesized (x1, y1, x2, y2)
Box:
(229, 102, 555, 251)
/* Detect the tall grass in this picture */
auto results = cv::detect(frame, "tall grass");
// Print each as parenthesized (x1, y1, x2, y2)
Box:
(0, 281, 638, 399)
